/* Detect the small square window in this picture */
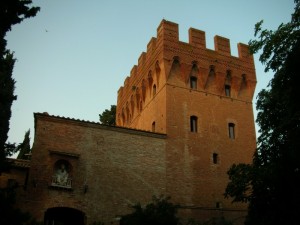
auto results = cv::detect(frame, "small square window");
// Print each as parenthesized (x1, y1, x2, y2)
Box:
(216, 202, 221, 209)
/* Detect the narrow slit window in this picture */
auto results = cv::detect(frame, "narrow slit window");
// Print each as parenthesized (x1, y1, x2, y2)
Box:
(190, 116, 198, 132)
(140, 101, 143, 112)
(152, 121, 156, 132)
(153, 84, 157, 96)
(190, 76, 197, 89)
(228, 123, 235, 139)
(213, 153, 218, 164)
(225, 85, 231, 97)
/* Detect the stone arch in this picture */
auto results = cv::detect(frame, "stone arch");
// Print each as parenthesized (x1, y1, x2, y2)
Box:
(148, 70, 153, 96)
(121, 108, 125, 126)
(140, 100, 143, 112)
(148, 70, 153, 85)
(155, 60, 161, 87)
(152, 84, 157, 96)
(168, 56, 181, 81)
(130, 95, 134, 117)
(141, 79, 146, 102)
(117, 113, 121, 125)
(152, 121, 156, 132)
(224, 70, 232, 97)
(188, 62, 199, 89)
(125, 102, 130, 125)
(239, 73, 248, 97)
(225, 70, 232, 85)
(205, 65, 216, 90)
(135, 87, 140, 111)
(44, 207, 85, 225)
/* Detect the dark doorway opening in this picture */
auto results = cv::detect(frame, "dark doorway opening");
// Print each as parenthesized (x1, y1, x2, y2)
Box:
(44, 207, 85, 225)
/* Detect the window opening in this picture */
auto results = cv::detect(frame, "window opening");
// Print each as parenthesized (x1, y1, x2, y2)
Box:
(153, 84, 157, 96)
(152, 121, 156, 132)
(225, 85, 231, 97)
(209, 65, 215, 76)
(190, 76, 197, 89)
(228, 123, 235, 139)
(190, 116, 198, 132)
(140, 101, 143, 112)
(213, 153, 218, 164)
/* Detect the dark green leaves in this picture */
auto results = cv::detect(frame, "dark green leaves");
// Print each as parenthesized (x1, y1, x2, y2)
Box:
(99, 105, 116, 126)
(120, 196, 180, 225)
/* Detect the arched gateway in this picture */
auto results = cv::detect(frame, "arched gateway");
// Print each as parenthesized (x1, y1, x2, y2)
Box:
(44, 207, 85, 225)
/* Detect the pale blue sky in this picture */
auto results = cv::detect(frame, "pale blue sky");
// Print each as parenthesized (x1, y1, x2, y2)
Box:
(6, 0, 295, 146)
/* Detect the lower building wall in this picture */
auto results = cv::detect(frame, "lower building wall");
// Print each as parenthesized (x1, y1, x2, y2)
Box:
(178, 208, 247, 225)
(18, 114, 167, 224)
(3, 113, 250, 225)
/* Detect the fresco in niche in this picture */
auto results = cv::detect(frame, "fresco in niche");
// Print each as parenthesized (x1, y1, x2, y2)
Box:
(52, 160, 72, 188)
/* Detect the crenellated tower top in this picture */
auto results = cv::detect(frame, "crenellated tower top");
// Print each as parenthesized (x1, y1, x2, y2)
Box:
(116, 19, 256, 130)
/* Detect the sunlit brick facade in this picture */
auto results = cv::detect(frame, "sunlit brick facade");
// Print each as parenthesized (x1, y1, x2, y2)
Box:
(1, 20, 256, 225)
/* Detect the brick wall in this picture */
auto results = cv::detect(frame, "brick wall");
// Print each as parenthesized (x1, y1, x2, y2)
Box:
(3, 19, 257, 225)
(20, 114, 166, 224)
(116, 19, 257, 223)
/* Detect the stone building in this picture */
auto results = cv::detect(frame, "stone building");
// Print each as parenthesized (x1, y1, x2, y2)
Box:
(1, 20, 256, 225)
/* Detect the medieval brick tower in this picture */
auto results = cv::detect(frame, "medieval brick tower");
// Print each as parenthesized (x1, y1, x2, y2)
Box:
(0, 19, 257, 225)
(116, 20, 257, 220)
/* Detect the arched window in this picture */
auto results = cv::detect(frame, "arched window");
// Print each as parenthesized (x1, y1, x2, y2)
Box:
(140, 101, 143, 112)
(190, 63, 198, 89)
(213, 153, 219, 164)
(225, 85, 231, 97)
(153, 84, 157, 96)
(52, 160, 72, 188)
(228, 123, 235, 139)
(152, 121, 156, 132)
(122, 111, 125, 126)
(209, 65, 215, 76)
(190, 76, 197, 89)
(190, 116, 198, 132)
(242, 74, 247, 81)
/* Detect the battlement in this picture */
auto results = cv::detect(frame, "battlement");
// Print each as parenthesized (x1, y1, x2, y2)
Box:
(118, 19, 254, 98)
(157, 19, 253, 59)
(117, 20, 256, 128)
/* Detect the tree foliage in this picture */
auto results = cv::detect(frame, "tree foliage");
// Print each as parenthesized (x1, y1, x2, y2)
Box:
(0, 185, 42, 225)
(120, 196, 180, 225)
(0, 0, 39, 172)
(225, 1, 300, 225)
(0, 186, 30, 225)
(17, 129, 31, 160)
(0, 1, 39, 223)
(99, 105, 116, 126)
(248, 1, 300, 72)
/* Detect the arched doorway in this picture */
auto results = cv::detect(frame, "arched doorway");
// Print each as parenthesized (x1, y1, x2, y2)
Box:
(44, 207, 85, 225)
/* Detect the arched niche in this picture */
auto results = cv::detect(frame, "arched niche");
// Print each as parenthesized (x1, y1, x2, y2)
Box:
(52, 159, 72, 188)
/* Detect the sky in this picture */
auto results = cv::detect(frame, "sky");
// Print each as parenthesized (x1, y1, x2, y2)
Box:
(6, 0, 295, 147)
